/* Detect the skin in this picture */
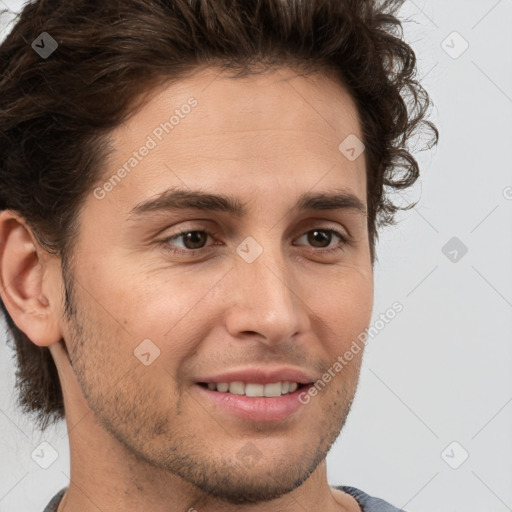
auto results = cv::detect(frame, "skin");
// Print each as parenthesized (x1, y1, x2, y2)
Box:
(0, 66, 373, 512)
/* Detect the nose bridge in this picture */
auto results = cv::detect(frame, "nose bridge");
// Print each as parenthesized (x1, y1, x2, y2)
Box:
(224, 235, 310, 343)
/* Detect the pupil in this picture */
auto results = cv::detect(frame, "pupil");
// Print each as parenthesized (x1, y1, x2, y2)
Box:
(309, 230, 330, 247)
(184, 231, 206, 249)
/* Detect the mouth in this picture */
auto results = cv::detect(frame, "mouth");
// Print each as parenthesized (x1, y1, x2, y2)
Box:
(196, 381, 312, 397)
(194, 381, 314, 422)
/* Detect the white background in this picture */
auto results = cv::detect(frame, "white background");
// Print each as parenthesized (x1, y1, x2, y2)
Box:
(1, 1, 511, 511)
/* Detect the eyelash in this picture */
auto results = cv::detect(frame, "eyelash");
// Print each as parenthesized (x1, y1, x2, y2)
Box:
(159, 228, 349, 257)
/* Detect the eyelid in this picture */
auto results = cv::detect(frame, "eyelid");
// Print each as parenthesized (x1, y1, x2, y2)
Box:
(294, 228, 346, 245)
(298, 219, 352, 240)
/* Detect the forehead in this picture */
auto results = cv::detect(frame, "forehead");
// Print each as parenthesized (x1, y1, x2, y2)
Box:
(98, 66, 366, 213)
(120, 65, 361, 132)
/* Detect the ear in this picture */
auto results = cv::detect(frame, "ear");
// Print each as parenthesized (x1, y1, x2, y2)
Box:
(0, 210, 63, 347)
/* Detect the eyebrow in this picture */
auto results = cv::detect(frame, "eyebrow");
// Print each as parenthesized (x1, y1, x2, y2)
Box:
(128, 187, 367, 219)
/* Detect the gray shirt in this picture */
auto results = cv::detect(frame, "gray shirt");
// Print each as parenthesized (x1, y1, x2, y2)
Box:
(43, 485, 406, 511)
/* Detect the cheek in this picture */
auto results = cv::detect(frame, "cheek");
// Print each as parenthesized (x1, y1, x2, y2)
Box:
(315, 266, 373, 316)
(310, 268, 373, 346)
(82, 254, 204, 331)
(100, 269, 224, 374)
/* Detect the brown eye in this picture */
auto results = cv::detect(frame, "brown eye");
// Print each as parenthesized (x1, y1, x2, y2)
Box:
(307, 229, 333, 248)
(179, 231, 209, 249)
(162, 230, 213, 253)
(295, 229, 345, 251)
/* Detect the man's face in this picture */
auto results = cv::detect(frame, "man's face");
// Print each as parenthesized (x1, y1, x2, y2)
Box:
(58, 67, 373, 503)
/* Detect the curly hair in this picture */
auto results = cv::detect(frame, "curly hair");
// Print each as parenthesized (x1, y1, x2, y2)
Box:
(0, 0, 437, 431)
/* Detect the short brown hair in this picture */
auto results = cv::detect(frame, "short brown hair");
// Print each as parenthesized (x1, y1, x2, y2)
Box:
(0, 0, 437, 431)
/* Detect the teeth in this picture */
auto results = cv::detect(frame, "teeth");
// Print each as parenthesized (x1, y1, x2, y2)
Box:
(229, 382, 245, 395)
(264, 382, 282, 397)
(205, 381, 302, 397)
(245, 383, 264, 397)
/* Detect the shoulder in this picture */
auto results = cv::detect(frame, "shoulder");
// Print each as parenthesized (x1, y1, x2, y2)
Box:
(42, 487, 67, 512)
(334, 485, 408, 512)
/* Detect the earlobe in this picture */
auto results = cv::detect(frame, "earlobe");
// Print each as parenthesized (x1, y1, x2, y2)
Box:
(0, 210, 63, 347)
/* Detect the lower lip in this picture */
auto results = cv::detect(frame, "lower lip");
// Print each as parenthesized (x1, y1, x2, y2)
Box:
(194, 384, 312, 422)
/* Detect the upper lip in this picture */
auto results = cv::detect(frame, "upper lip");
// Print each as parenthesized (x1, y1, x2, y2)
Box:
(196, 367, 317, 385)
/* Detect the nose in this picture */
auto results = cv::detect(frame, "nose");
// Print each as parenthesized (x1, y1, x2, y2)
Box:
(223, 242, 311, 346)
